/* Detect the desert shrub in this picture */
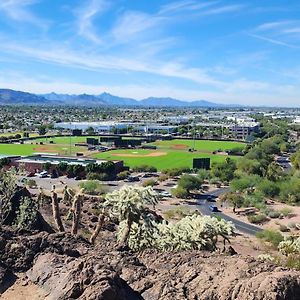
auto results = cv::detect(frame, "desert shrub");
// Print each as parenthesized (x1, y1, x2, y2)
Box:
(178, 174, 203, 193)
(87, 172, 110, 181)
(257, 179, 280, 198)
(79, 180, 108, 195)
(26, 179, 37, 188)
(164, 207, 194, 220)
(142, 179, 158, 187)
(280, 207, 293, 217)
(171, 187, 189, 199)
(132, 165, 157, 173)
(162, 167, 191, 177)
(230, 175, 260, 193)
(256, 229, 284, 247)
(197, 169, 210, 181)
(247, 214, 268, 224)
(117, 171, 130, 180)
(279, 224, 290, 232)
(267, 210, 281, 219)
(158, 174, 169, 182)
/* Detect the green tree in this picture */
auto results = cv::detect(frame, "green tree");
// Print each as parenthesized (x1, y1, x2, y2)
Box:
(178, 174, 203, 194)
(38, 125, 47, 136)
(211, 158, 236, 182)
(220, 192, 244, 213)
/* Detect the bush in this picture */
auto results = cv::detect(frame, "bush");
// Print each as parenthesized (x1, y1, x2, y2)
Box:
(142, 179, 158, 187)
(79, 180, 108, 195)
(26, 179, 37, 188)
(132, 165, 157, 173)
(256, 229, 284, 247)
(87, 172, 111, 181)
(178, 174, 203, 193)
(117, 171, 130, 180)
(171, 187, 189, 199)
(247, 214, 268, 224)
(257, 179, 280, 198)
(164, 207, 194, 220)
(162, 167, 191, 177)
(267, 210, 281, 219)
(158, 174, 169, 182)
(279, 224, 290, 232)
(280, 207, 293, 217)
(197, 169, 210, 181)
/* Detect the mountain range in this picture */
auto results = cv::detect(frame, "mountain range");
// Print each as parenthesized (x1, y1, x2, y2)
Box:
(0, 88, 237, 107)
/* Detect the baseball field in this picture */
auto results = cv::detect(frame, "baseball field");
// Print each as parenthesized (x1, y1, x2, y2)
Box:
(93, 139, 245, 170)
(0, 137, 245, 170)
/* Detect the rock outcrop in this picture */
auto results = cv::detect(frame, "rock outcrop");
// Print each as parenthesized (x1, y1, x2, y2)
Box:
(1, 228, 300, 300)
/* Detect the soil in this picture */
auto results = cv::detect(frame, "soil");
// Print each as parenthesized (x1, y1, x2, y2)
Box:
(222, 201, 300, 234)
(172, 144, 188, 149)
(110, 151, 167, 158)
(32, 146, 59, 153)
(1, 227, 300, 300)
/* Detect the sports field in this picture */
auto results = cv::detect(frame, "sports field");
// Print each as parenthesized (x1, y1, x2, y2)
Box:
(0, 137, 245, 170)
(0, 143, 82, 156)
(93, 139, 245, 170)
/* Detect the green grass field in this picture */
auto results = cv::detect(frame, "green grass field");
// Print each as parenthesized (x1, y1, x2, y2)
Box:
(0, 143, 82, 156)
(93, 139, 245, 170)
(0, 137, 245, 170)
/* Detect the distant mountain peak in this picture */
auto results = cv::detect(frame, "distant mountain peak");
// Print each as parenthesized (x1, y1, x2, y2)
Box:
(0, 88, 239, 107)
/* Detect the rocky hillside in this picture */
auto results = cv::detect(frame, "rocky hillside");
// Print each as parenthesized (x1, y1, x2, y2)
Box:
(1, 227, 300, 300)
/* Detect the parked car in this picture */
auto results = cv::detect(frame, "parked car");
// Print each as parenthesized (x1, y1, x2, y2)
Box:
(160, 191, 172, 198)
(209, 205, 218, 212)
(207, 195, 215, 202)
(125, 176, 140, 182)
(38, 171, 48, 178)
(26, 172, 35, 177)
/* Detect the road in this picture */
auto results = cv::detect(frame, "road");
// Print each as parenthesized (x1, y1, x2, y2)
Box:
(196, 187, 263, 235)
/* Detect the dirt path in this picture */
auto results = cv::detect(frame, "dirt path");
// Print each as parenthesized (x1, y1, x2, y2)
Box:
(1, 274, 45, 300)
(110, 151, 167, 158)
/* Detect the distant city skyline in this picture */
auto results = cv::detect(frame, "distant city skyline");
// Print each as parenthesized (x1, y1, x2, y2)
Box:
(0, 0, 300, 107)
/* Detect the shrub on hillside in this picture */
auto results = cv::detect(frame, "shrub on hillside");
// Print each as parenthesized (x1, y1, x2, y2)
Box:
(247, 213, 268, 224)
(171, 187, 189, 199)
(256, 229, 284, 247)
(142, 179, 158, 187)
(132, 165, 157, 173)
(79, 180, 107, 195)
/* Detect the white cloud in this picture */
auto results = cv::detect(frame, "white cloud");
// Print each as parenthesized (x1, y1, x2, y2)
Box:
(112, 11, 166, 43)
(0, 41, 223, 87)
(0, 0, 46, 28)
(75, 0, 108, 44)
(248, 33, 299, 49)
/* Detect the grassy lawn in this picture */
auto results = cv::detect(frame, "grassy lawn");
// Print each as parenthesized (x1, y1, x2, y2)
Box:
(0, 143, 82, 156)
(150, 139, 245, 152)
(36, 135, 143, 144)
(93, 139, 244, 170)
(0, 132, 39, 138)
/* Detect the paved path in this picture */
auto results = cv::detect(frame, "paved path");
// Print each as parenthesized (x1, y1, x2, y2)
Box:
(196, 187, 263, 235)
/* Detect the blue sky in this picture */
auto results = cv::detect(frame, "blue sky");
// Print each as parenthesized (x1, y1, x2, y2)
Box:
(0, 0, 300, 106)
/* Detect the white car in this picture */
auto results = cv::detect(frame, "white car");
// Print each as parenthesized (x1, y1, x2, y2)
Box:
(160, 191, 172, 198)
(38, 171, 48, 178)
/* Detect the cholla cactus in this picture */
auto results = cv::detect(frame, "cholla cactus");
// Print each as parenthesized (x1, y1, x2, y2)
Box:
(257, 254, 275, 263)
(154, 215, 235, 252)
(278, 236, 300, 256)
(104, 185, 159, 247)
